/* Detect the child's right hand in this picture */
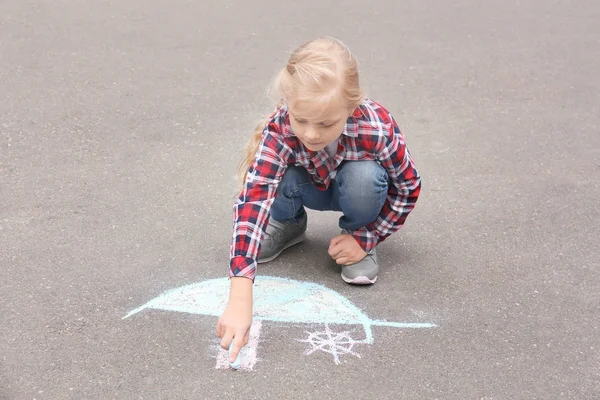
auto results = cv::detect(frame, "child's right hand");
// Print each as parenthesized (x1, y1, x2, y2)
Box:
(216, 277, 253, 363)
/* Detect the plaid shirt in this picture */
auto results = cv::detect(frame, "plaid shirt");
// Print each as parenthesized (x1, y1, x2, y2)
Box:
(230, 98, 421, 280)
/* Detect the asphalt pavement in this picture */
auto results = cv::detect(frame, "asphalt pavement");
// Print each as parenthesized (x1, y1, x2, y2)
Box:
(1, 1, 599, 399)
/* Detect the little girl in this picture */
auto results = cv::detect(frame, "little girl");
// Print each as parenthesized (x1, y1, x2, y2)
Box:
(216, 37, 421, 361)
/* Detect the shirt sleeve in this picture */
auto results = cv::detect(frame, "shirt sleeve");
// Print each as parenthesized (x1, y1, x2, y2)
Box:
(229, 126, 289, 281)
(351, 117, 421, 252)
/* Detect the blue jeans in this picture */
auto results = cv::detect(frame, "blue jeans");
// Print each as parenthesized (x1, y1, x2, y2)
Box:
(270, 161, 389, 231)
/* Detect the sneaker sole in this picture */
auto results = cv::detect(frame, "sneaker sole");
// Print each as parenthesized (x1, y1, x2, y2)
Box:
(257, 233, 307, 264)
(341, 274, 378, 285)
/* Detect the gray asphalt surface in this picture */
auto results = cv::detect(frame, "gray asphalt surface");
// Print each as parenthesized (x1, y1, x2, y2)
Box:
(1, 1, 599, 399)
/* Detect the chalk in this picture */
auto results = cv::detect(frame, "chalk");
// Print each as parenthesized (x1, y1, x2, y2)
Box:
(228, 339, 242, 370)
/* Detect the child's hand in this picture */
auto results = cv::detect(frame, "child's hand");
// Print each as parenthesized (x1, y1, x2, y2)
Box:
(216, 277, 253, 363)
(328, 234, 367, 265)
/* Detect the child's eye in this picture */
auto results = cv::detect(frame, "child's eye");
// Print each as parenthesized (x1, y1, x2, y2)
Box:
(320, 122, 333, 127)
(296, 119, 308, 124)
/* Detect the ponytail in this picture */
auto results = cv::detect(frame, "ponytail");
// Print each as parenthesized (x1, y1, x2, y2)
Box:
(237, 103, 284, 187)
(237, 118, 269, 186)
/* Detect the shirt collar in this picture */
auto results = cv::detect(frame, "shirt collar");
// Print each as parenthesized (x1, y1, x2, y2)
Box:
(342, 106, 362, 138)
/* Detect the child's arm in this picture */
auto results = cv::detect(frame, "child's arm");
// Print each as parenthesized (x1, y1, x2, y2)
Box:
(217, 110, 290, 362)
(372, 119, 421, 243)
(349, 115, 421, 252)
(228, 120, 290, 281)
(216, 277, 253, 363)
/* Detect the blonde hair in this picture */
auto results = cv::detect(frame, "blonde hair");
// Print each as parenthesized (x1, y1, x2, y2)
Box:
(237, 36, 364, 185)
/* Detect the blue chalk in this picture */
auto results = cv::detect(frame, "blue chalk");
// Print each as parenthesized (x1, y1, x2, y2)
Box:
(228, 339, 242, 370)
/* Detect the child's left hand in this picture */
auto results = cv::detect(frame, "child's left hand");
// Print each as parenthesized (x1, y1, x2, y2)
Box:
(328, 234, 367, 265)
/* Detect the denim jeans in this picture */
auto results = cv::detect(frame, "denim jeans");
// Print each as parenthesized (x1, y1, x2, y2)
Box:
(270, 161, 389, 231)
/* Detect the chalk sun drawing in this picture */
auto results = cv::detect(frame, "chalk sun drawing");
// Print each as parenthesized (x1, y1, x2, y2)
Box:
(123, 276, 436, 368)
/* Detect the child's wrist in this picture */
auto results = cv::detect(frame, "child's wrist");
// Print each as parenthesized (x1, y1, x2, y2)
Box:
(229, 276, 253, 302)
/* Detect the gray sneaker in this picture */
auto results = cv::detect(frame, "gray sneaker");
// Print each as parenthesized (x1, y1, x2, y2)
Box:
(257, 212, 307, 263)
(340, 248, 379, 285)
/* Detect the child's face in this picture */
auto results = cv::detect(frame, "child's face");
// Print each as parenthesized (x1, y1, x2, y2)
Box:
(288, 97, 351, 151)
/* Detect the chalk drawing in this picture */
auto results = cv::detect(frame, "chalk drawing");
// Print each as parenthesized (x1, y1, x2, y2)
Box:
(298, 323, 362, 364)
(123, 276, 436, 368)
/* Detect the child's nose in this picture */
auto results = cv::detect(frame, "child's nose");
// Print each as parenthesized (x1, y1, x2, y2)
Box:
(305, 127, 320, 141)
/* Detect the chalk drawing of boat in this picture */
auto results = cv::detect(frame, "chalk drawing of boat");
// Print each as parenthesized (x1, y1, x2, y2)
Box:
(124, 276, 436, 367)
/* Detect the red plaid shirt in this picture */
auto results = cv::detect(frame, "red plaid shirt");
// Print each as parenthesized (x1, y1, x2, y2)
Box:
(230, 99, 421, 280)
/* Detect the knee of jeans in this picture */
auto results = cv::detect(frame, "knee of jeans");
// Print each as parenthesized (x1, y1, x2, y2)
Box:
(337, 161, 388, 216)
(278, 166, 308, 197)
(337, 161, 388, 193)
